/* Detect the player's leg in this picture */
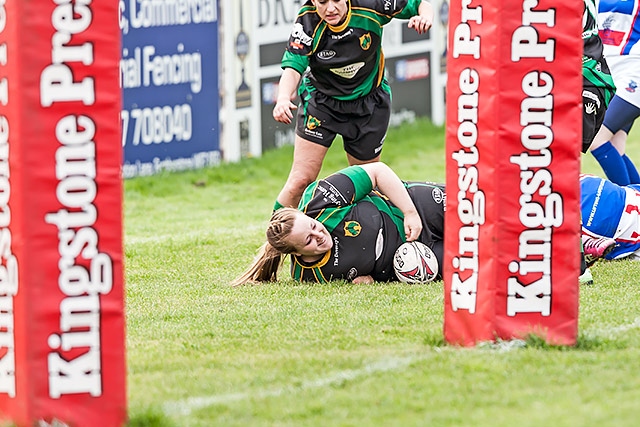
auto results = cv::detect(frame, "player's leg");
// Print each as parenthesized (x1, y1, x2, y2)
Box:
(613, 125, 640, 184)
(590, 122, 614, 151)
(346, 152, 380, 165)
(607, 122, 640, 184)
(590, 97, 639, 185)
(590, 117, 627, 181)
(274, 88, 337, 210)
(275, 135, 329, 209)
(610, 126, 631, 154)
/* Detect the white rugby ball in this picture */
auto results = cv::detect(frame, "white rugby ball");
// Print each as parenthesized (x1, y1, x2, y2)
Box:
(393, 241, 439, 283)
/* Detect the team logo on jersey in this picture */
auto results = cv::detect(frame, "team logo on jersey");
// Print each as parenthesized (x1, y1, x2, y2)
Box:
(306, 115, 321, 130)
(347, 267, 358, 281)
(432, 187, 445, 204)
(626, 80, 637, 93)
(360, 33, 372, 50)
(344, 221, 362, 237)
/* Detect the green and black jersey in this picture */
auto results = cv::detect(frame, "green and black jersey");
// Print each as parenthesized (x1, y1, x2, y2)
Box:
(281, 0, 423, 100)
(291, 166, 445, 283)
(583, 0, 616, 105)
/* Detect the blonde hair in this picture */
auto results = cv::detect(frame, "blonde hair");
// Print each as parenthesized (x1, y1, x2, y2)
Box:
(231, 208, 300, 286)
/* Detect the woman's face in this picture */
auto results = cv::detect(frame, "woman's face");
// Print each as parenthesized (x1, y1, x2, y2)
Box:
(288, 211, 334, 256)
(313, 0, 348, 26)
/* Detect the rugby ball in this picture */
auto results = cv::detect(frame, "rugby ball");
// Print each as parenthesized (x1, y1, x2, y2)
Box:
(393, 241, 439, 283)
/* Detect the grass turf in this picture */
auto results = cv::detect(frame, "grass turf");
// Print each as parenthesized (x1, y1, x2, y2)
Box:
(124, 119, 640, 426)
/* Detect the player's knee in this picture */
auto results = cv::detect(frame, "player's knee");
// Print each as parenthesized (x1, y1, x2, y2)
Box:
(285, 173, 314, 195)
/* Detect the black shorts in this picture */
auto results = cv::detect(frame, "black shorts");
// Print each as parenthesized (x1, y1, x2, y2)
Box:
(295, 84, 391, 161)
(582, 83, 607, 153)
(407, 182, 446, 279)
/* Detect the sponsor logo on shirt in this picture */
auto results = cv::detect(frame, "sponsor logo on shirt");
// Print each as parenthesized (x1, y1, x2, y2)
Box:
(290, 23, 313, 48)
(330, 62, 365, 79)
(333, 236, 340, 266)
(316, 181, 348, 206)
(331, 29, 353, 40)
(317, 50, 337, 60)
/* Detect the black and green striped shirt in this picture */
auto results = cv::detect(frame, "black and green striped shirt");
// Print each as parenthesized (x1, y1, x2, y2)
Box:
(281, 0, 423, 100)
(583, 0, 616, 106)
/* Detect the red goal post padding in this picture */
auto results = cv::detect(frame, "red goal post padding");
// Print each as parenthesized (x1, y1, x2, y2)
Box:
(444, 1, 582, 346)
(0, 1, 126, 425)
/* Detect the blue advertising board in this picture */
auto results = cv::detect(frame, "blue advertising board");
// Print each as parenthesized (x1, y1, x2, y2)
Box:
(119, 0, 220, 177)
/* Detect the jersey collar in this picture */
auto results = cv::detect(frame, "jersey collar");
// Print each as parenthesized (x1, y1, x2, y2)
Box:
(294, 249, 332, 268)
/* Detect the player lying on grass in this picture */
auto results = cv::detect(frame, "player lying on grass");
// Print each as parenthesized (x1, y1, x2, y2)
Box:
(581, 173, 640, 265)
(232, 162, 444, 286)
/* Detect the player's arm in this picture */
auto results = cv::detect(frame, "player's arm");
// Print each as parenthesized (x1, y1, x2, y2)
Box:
(273, 67, 301, 124)
(359, 162, 423, 241)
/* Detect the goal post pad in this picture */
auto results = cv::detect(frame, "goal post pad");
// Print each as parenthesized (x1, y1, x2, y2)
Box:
(0, 1, 126, 425)
(444, 1, 582, 346)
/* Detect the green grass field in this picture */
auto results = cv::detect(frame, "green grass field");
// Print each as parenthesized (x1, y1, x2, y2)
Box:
(124, 120, 640, 427)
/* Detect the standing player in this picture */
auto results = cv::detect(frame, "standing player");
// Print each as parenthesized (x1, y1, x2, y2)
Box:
(580, 173, 640, 263)
(589, 0, 640, 185)
(272, 0, 434, 210)
(582, 0, 617, 153)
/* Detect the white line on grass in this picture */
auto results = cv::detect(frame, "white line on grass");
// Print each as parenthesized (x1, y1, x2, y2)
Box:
(592, 316, 640, 337)
(163, 354, 426, 416)
(162, 318, 640, 417)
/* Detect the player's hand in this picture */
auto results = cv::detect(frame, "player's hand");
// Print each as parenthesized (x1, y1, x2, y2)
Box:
(408, 15, 432, 35)
(273, 99, 297, 124)
(352, 275, 374, 284)
(403, 211, 423, 242)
